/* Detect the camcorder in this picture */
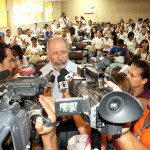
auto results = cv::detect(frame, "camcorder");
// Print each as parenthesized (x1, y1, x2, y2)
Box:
(55, 57, 143, 135)
(0, 71, 55, 150)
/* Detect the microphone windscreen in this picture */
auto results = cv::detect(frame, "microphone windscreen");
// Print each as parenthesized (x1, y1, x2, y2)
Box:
(0, 70, 11, 81)
(57, 75, 65, 83)
(34, 70, 42, 77)
(50, 75, 55, 83)
(60, 68, 69, 77)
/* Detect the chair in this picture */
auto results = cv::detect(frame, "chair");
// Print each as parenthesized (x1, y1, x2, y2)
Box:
(76, 42, 89, 63)
(69, 51, 83, 64)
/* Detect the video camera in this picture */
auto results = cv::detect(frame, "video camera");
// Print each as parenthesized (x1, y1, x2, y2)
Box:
(0, 71, 54, 150)
(55, 57, 143, 135)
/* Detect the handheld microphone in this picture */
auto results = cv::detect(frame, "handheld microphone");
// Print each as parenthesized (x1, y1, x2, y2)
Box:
(60, 68, 74, 81)
(57, 75, 68, 93)
(45, 75, 55, 93)
(0, 70, 11, 81)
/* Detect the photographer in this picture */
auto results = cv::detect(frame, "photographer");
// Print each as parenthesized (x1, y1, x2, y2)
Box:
(35, 81, 148, 150)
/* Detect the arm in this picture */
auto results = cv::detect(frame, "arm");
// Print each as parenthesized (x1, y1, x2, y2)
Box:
(117, 131, 148, 150)
(35, 95, 58, 150)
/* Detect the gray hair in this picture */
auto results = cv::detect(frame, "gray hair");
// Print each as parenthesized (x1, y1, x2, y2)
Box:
(47, 36, 69, 52)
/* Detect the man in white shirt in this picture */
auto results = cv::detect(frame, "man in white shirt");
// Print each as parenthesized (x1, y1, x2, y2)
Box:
(31, 23, 40, 37)
(40, 37, 77, 99)
(59, 27, 72, 49)
(24, 29, 36, 46)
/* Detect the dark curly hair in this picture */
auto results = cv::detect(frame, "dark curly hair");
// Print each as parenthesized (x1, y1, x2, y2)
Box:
(11, 44, 23, 61)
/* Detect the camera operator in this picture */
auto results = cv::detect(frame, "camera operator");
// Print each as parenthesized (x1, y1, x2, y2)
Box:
(35, 81, 148, 150)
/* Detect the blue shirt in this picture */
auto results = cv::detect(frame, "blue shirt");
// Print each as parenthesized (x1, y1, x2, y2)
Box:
(110, 46, 126, 56)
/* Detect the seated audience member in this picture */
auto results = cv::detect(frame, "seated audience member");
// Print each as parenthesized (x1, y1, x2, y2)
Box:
(41, 23, 48, 35)
(13, 27, 26, 48)
(104, 31, 117, 51)
(106, 39, 131, 73)
(103, 22, 113, 39)
(136, 18, 143, 32)
(45, 25, 54, 40)
(24, 29, 36, 46)
(31, 23, 40, 37)
(90, 29, 106, 58)
(129, 23, 139, 38)
(117, 25, 128, 40)
(115, 23, 121, 33)
(68, 26, 78, 46)
(134, 39, 149, 60)
(80, 16, 86, 26)
(24, 37, 43, 56)
(59, 27, 72, 49)
(11, 44, 28, 70)
(89, 26, 97, 40)
(127, 60, 150, 110)
(0, 32, 5, 43)
(124, 31, 136, 56)
(40, 37, 78, 150)
(85, 20, 93, 38)
(136, 26, 148, 45)
(77, 21, 85, 37)
(54, 23, 61, 35)
(35, 81, 148, 150)
(147, 30, 150, 52)
(51, 20, 57, 32)
(4, 29, 14, 47)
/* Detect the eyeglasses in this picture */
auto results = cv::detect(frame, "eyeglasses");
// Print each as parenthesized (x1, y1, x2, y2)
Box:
(51, 51, 68, 56)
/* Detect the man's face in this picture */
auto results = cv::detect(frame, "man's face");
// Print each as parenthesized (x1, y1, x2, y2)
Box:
(61, 29, 67, 37)
(0, 48, 16, 72)
(31, 40, 37, 47)
(26, 30, 31, 36)
(47, 39, 69, 70)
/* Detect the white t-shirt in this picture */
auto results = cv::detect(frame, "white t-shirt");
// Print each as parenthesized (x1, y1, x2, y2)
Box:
(15, 55, 29, 69)
(26, 44, 42, 53)
(24, 34, 36, 45)
(124, 38, 136, 53)
(15, 34, 26, 47)
(117, 32, 128, 40)
(134, 48, 148, 60)
(5, 35, 14, 46)
(40, 60, 77, 99)
(92, 37, 106, 50)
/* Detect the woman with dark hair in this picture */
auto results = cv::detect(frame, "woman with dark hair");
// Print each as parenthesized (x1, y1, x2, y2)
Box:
(104, 31, 117, 51)
(127, 60, 150, 109)
(89, 26, 97, 40)
(134, 39, 149, 60)
(11, 44, 28, 69)
(60, 12, 69, 29)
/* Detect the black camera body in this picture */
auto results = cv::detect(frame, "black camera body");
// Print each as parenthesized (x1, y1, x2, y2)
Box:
(0, 75, 51, 149)
(55, 57, 143, 135)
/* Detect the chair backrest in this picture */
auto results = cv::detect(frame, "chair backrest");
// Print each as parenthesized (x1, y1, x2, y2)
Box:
(69, 51, 83, 60)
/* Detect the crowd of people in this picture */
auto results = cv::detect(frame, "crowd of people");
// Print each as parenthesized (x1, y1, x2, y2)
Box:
(0, 12, 150, 150)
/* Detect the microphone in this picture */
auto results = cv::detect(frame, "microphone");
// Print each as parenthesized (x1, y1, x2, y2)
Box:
(57, 75, 68, 93)
(45, 75, 55, 93)
(0, 70, 11, 81)
(60, 68, 74, 81)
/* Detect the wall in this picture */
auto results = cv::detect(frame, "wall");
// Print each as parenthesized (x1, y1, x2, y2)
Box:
(61, 0, 150, 24)
(0, 0, 61, 35)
